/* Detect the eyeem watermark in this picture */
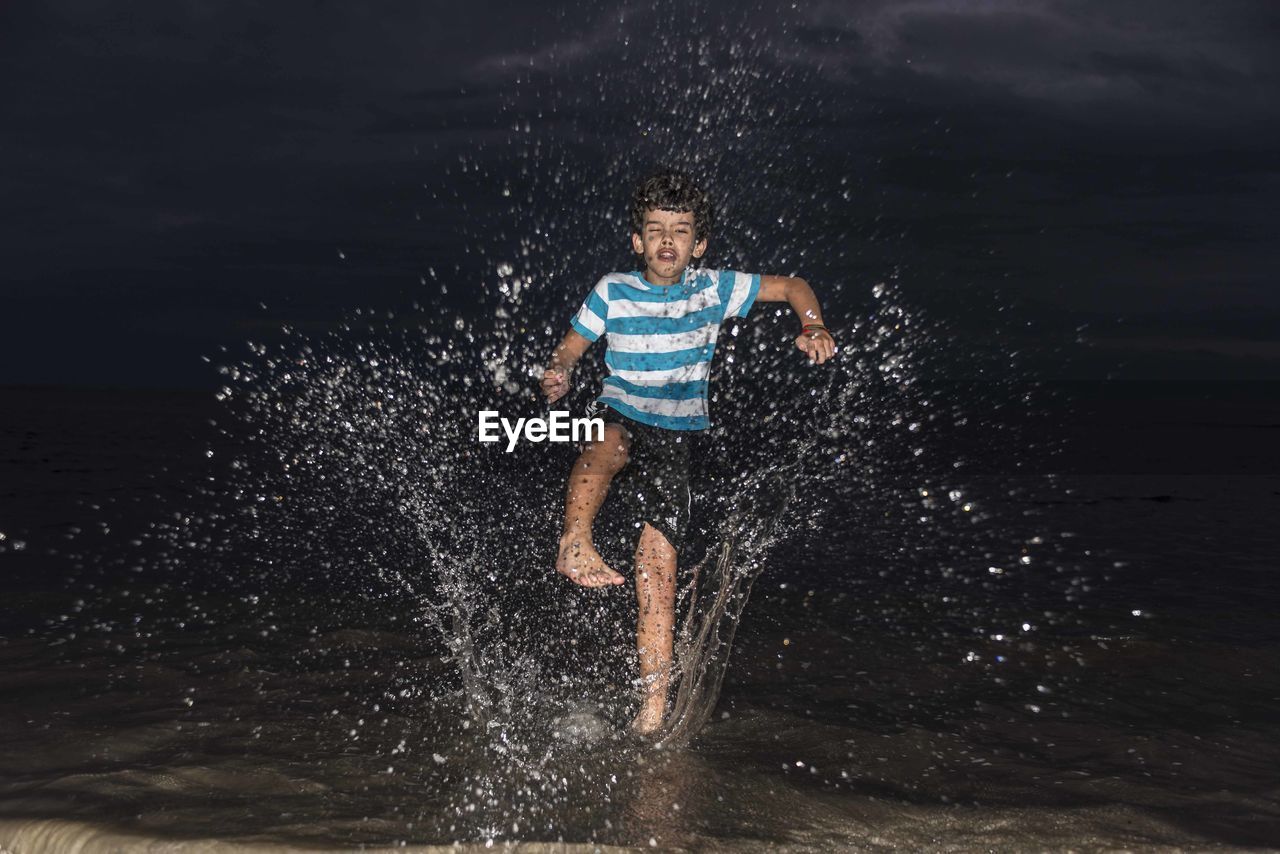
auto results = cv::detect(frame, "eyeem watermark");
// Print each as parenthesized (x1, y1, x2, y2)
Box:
(478, 410, 603, 452)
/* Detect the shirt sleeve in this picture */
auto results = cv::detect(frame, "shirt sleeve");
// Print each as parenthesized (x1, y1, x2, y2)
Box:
(716, 270, 762, 320)
(569, 277, 610, 342)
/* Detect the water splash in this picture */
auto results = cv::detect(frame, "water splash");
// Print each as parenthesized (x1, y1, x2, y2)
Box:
(658, 472, 795, 746)
(21, 10, 1101, 843)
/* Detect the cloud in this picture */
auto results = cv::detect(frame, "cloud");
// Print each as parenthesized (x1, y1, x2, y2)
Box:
(798, 0, 1278, 116)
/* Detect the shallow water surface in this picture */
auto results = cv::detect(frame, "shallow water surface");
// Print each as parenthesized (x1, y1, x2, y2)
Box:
(2, 389, 1279, 851)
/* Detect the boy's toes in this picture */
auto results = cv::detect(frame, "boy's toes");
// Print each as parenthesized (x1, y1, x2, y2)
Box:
(590, 566, 622, 586)
(593, 568, 622, 587)
(556, 538, 626, 588)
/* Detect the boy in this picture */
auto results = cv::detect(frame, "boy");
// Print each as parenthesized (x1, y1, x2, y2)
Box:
(540, 170, 836, 735)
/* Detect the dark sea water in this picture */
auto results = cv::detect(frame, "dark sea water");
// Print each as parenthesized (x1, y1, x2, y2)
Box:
(1, 383, 1278, 852)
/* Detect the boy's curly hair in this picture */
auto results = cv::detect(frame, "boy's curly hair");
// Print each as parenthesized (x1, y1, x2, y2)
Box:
(631, 169, 715, 242)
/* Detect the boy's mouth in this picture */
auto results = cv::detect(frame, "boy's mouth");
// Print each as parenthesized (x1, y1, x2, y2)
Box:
(656, 249, 677, 263)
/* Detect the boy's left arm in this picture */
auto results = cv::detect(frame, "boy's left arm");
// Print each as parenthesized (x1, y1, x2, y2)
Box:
(757, 276, 836, 364)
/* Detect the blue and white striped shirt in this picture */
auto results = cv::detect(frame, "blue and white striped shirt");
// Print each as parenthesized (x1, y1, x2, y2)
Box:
(570, 267, 761, 431)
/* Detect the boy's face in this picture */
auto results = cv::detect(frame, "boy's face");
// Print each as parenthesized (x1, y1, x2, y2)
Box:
(631, 207, 707, 284)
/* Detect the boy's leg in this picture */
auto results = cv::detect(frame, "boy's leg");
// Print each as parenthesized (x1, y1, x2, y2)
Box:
(630, 522, 678, 734)
(556, 423, 630, 587)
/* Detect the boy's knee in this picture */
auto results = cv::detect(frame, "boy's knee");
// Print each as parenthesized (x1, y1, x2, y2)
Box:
(584, 424, 629, 472)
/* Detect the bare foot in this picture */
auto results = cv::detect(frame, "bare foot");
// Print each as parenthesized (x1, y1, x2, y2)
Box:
(629, 695, 666, 735)
(557, 534, 625, 587)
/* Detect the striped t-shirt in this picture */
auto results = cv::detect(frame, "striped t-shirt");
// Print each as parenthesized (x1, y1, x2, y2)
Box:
(569, 267, 761, 431)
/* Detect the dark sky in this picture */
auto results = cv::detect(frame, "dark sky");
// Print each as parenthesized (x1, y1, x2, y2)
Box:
(3, 0, 1278, 388)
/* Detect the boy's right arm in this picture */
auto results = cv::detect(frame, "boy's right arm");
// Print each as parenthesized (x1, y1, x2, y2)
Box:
(541, 329, 593, 403)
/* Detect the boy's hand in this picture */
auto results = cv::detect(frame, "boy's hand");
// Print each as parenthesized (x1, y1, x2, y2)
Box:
(795, 328, 836, 364)
(542, 366, 571, 403)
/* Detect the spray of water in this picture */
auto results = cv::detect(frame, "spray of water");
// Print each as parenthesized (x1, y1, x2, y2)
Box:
(26, 9, 1098, 843)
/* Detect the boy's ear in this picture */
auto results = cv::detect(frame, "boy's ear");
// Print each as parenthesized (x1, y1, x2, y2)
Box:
(693, 237, 707, 259)
(631, 232, 644, 256)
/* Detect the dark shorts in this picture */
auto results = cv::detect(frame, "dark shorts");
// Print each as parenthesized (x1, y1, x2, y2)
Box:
(586, 402, 693, 554)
